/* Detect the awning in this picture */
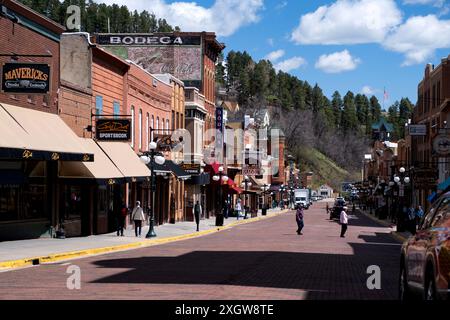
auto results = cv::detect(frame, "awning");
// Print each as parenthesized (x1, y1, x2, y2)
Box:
(165, 160, 191, 180)
(96, 141, 151, 181)
(0, 103, 94, 162)
(438, 176, 450, 192)
(59, 139, 124, 184)
(428, 192, 438, 203)
(205, 161, 221, 174)
(185, 173, 210, 185)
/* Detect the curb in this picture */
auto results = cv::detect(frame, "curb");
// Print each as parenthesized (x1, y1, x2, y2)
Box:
(0, 209, 290, 270)
(358, 209, 409, 243)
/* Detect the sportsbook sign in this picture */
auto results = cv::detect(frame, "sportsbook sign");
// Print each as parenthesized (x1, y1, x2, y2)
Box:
(96, 119, 131, 141)
(2, 63, 50, 94)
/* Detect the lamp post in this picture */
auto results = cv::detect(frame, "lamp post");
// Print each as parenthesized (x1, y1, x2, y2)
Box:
(241, 175, 252, 219)
(391, 166, 411, 232)
(212, 166, 228, 226)
(261, 184, 271, 215)
(280, 184, 286, 209)
(140, 141, 166, 238)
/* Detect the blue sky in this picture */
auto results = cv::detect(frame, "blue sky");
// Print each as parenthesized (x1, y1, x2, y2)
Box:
(98, 0, 450, 109)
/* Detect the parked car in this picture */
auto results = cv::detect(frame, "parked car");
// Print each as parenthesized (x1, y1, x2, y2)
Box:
(399, 192, 450, 300)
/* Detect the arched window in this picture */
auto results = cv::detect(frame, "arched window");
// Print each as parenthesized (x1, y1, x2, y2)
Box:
(146, 113, 149, 151)
(138, 109, 142, 150)
(166, 119, 169, 134)
(131, 106, 135, 148)
(151, 116, 154, 142)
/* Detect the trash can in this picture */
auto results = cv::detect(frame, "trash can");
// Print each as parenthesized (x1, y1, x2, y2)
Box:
(262, 206, 267, 216)
(215, 213, 224, 226)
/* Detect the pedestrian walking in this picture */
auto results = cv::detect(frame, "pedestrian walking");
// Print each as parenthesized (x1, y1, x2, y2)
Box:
(415, 205, 424, 226)
(340, 206, 348, 238)
(116, 202, 128, 236)
(235, 200, 242, 220)
(296, 205, 304, 235)
(193, 200, 202, 232)
(326, 203, 329, 215)
(407, 205, 416, 235)
(223, 200, 229, 219)
(131, 201, 145, 237)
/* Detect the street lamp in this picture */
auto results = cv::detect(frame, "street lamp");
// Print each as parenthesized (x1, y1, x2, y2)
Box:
(390, 166, 411, 232)
(241, 175, 252, 219)
(261, 184, 271, 216)
(140, 141, 166, 238)
(212, 166, 228, 226)
(279, 184, 286, 208)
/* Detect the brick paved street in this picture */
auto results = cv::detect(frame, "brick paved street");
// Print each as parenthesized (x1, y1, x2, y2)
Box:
(0, 201, 401, 300)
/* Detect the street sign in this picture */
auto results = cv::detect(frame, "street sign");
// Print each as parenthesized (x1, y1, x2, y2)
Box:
(181, 163, 201, 174)
(409, 124, 427, 136)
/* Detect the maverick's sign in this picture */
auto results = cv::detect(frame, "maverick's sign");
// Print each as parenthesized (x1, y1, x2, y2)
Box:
(96, 34, 201, 46)
(2, 63, 50, 94)
(96, 119, 131, 141)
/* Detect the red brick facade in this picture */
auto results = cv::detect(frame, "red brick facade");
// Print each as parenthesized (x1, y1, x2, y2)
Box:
(0, 0, 64, 113)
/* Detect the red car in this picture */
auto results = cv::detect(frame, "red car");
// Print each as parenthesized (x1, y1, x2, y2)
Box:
(399, 192, 450, 300)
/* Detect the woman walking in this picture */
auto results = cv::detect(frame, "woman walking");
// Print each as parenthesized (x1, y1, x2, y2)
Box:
(131, 201, 145, 237)
(296, 205, 304, 235)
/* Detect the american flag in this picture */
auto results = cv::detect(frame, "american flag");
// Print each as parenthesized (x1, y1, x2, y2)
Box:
(383, 88, 389, 101)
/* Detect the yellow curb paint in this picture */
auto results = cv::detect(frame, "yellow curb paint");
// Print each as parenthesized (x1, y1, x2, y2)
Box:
(0, 210, 290, 270)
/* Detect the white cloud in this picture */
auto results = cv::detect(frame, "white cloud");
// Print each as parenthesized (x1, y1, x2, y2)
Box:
(274, 57, 307, 72)
(267, 38, 274, 47)
(383, 15, 450, 65)
(403, 0, 444, 6)
(264, 49, 285, 62)
(315, 50, 361, 73)
(276, 1, 288, 10)
(94, 0, 264, 37)
(361, 86, 377, 95)
(291, 0, 402, 45)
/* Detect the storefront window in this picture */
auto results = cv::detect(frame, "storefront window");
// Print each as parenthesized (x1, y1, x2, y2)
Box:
(0, 186, 19, 221)
(98, 185, 107, 216)
(23, 184, 46, 220)
(62, 186, 82, 221)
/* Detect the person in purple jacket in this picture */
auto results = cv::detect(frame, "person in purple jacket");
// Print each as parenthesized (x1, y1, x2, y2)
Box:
(296, 204, 304, 235)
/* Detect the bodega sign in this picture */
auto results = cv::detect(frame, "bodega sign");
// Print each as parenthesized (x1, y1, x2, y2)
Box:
(2, 63, 50, 94)
(96, 34, 201, 46)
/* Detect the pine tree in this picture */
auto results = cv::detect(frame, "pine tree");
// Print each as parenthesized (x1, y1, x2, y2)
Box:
(341, 91, 358, 133)
(331, 91, 342, 129)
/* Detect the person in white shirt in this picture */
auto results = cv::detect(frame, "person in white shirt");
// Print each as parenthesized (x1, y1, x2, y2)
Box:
(340, 206, 349, 238)
(235, 200, 242, 220)
(131, 201, 145, 237)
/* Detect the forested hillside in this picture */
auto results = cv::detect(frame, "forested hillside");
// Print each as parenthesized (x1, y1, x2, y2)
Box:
(218, 51, 415, 176)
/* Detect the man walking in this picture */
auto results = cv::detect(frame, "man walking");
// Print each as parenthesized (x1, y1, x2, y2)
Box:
(340, 206, 348, 238)
(131, 201, 145, 237)
(193, 200, 202, 232)
(116, 202, 128, 236)
(296, 205, 304, 235)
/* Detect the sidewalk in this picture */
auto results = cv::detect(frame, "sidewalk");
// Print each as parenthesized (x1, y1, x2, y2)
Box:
(0, 208, 289, 270)
(357, 208, 412, 243)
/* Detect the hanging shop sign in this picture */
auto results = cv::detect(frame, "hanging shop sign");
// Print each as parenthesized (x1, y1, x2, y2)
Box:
(243, 165, 263, 176)
(409, 124, 427, 136)
(181, 163, 201, 175)
(413, 167, 438, 189)
(215, 107, 224, 151)
(432, 134, 450, 157)
(2, 63, 50, 94)
(156, 134, 181, 150)
(96, 119, 131, 141)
